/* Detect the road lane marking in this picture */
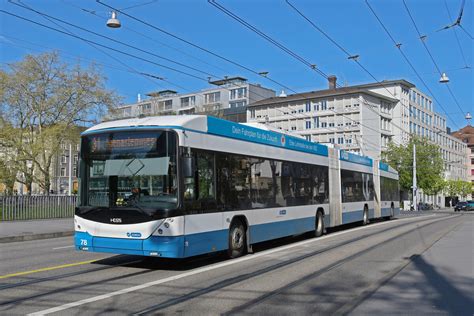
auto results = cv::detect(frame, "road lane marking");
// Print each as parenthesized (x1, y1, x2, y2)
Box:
(28, 214, 441, 316)
(52, 245, 75, 250)
(0, 260, 100, 280)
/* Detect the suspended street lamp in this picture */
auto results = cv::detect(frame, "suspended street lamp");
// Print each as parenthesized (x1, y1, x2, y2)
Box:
(106, 11, 121, 28)
(439, 72, 450, 83)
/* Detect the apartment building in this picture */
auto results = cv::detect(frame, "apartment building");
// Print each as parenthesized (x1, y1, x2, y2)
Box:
(247, 77, 468, 206)
(114, 77, 275, 122)
(451, 125, 474, 199)
(360, 80, 468, 190)
(247, 77, 398, 159)
(50, 142, 80, 195)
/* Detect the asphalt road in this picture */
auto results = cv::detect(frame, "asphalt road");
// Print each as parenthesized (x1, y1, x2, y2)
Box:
(0, 212, 472, 315)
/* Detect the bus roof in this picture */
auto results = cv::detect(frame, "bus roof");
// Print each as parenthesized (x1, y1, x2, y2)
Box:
(83, 115, 396, 172)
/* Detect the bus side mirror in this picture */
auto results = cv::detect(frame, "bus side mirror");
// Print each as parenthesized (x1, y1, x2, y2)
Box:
(182, 156, 195, 178)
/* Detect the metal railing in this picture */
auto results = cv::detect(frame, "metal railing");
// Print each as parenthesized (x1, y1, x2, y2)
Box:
(0, 195, 77, 221)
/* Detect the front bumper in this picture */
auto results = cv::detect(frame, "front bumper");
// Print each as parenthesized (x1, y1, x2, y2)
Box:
(75, 231, 185, 258)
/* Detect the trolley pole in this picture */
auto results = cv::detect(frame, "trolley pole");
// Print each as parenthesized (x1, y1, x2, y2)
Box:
(412, 142, 417, 211)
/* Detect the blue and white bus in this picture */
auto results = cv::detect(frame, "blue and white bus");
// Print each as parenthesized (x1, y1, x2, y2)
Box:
(75, 115, 399, 258)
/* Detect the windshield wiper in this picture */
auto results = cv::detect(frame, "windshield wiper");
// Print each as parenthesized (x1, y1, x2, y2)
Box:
(77, 206, 106, 215)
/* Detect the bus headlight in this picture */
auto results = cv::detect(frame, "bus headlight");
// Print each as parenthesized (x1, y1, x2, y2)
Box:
(164, 222, 170, 228)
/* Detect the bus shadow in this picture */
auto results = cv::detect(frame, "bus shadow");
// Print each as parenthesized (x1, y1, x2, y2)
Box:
(92, 218, 396, 272)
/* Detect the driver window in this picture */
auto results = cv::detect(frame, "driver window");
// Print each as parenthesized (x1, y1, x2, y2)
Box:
(184, 150, 215, 203)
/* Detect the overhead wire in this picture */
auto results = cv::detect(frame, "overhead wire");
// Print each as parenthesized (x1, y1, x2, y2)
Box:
(0, 7, 287, 116)
(285, 0, 409, 140)
(3, 2, 394, 153)
(208, 0, 403, 145)
(443, 0, 470, 68)
(208, 0, 333, 84)
(11, 0, 218, 79)
(6, 0, 168, 90)
(364, 0, 459, 129)
(61, 0, 231, 75)
(95, 0, 297, 94)
(96, 0, 402, 150)
(0, 10, 211, 83)
(402, 0, 466, 118)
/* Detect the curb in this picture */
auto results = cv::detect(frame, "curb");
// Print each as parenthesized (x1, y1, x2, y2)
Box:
(0, 231, 74, 243)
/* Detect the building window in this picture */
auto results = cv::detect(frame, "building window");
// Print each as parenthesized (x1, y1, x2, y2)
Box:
(346, 138, 352, 144)
(164, 100, 173, 110)
(73, 167, 77, 177)
(60, 167, 66, 177)
(230, 87, 247, 99)
(298, 109, 304, 113)
(329, 122, 335, 127)
(305, 135, 311, 141)
(329, 137, 335, 144)
(321, 100, 327, 110)
(306, 121, 311, 129)
(230, 100, 247, 108)
(61, 155, 67, 163)
(305, 102, 311, 112)
(180, 96, 196, 107)
(313, 117, 319, 128)
(250, 109, 256, 118)
(337, 137, 344, 144)
(205, 92, 221, 104)
(291, 126, 297, 131)
(314, 103, 319, 111)
(139, 103, 152, 113)
(74, 154, 78, 163)
(321, 122, 327, 128)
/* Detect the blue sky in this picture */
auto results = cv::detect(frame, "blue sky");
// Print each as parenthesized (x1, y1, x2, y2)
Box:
(1, 0, 472, 130)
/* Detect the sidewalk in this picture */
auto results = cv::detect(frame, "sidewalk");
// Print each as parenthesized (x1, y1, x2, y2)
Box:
(352, 213, 474, 315)
(0, 218, 74, 243)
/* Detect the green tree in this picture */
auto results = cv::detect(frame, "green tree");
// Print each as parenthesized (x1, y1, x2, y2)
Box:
(445, 179, 472, 200)
(382, 137, 444, 194)
(0, 52, 120, 194)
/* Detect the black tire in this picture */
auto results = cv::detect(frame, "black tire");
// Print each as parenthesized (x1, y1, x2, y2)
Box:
(362, 206, 369, 225)
(315, 211, 324, 237)
(227, 219, 246, 259)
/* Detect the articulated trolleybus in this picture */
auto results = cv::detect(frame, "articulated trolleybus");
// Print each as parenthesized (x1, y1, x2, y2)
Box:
(75, 115, 399, 258)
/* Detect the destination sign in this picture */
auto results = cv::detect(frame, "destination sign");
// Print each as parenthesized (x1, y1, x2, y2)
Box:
(89, 133, 157, 154)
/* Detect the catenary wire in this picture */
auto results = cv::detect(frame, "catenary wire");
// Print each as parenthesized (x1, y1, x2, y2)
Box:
(7, 0, 168, 90)
(284, 0, 413, 139)
(96, 0, 402, 148)
(208, 0, 334, 84)
(11, 0, 217, 79)
(95, 0, 297, 94)
(206, 0, 403, 145)
(364, 0, 459, 129)
(443, 0, 469, 68)
(61, 0, 230, 75)
(2, 6, 397, 152)
(402, 0, 466, 117)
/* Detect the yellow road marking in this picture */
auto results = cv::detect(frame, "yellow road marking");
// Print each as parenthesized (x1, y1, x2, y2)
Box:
(0, 259, 100, 279)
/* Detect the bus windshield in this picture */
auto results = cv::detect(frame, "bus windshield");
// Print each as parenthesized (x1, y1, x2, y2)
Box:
(79, 130, 178, 213)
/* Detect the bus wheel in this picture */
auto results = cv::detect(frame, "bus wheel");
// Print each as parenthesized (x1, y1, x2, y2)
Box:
(228, 220, 246, 258)
(363, 206, 369, 225)
(315, 211, 324, 237)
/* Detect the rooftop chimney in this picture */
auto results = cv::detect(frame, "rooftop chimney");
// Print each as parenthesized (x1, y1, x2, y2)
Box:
(328, 75, 337, 89)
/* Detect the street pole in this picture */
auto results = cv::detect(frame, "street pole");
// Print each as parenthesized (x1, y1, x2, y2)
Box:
(412, 142, 417, 211)
(68, 143, 72, 196)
